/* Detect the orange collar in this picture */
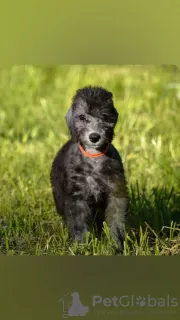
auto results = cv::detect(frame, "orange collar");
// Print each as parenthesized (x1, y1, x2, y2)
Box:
(79, 143, 110, 158)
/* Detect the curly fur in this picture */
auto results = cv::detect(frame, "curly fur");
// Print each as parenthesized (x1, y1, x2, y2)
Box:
(50, 86, 129, 254)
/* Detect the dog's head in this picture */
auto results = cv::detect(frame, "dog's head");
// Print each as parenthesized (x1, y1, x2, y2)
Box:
(65, 86, 118, 151)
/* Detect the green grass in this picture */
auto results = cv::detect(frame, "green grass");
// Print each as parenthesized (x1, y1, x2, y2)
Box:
(0, 65, 180, 255)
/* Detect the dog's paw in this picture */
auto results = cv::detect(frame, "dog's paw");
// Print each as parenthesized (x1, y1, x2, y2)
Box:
(73, 230, 91, 243)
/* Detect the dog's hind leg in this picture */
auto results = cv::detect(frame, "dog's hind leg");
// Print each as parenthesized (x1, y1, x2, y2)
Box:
(105, 196, 129, 254)
(64, 197, 91, 243)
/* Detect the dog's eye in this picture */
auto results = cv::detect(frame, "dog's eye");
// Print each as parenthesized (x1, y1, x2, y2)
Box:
(102, 113, 108, 121)
(79, 114, 86, 121)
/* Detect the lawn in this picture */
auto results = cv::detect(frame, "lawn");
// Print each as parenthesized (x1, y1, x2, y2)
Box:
(0, 65, 179, 255)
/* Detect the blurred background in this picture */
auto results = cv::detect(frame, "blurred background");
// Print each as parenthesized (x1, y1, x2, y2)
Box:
(0, 65, 179, 255)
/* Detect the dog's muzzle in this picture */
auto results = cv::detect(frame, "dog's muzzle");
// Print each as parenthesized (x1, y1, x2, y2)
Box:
(89, 132, 101, 143)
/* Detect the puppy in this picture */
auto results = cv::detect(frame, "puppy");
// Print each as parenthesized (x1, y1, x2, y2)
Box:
(50, 86, 129, 254)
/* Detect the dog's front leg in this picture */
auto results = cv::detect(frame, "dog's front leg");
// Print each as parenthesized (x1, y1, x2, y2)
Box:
(65, 197, 91, 242)
(105, 196, 129, 254)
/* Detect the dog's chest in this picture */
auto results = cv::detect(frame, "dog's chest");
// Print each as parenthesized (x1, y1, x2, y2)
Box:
(85, 160, 113, 200)
(86, 172, 104, 202)
(86, 174, 100, 194)
(70, 153, 121, 202)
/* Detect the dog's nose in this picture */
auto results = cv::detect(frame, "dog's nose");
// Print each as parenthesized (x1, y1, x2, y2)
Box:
(89, 132, 101, 143)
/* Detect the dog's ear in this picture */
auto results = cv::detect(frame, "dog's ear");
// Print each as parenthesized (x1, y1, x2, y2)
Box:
(115, 109, 119, 123)
(65, 106, 76, 137)
(113, 108, 119, 125)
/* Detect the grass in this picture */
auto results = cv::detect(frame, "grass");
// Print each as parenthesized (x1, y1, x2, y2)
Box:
(0, 65, 180, 256)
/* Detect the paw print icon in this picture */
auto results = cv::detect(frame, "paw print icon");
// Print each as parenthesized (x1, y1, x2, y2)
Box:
(136, 296, 146, 307)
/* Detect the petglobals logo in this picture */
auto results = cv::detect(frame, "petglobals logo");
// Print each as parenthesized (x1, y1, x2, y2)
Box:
(92, 294, 178, 308)
(58, 292, 178, 318)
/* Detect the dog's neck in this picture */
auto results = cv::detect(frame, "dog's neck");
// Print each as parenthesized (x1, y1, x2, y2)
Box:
(79, 143, 110, 158)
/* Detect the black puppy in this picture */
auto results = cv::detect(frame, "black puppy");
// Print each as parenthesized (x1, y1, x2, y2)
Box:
(50, 86, 129, 253)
